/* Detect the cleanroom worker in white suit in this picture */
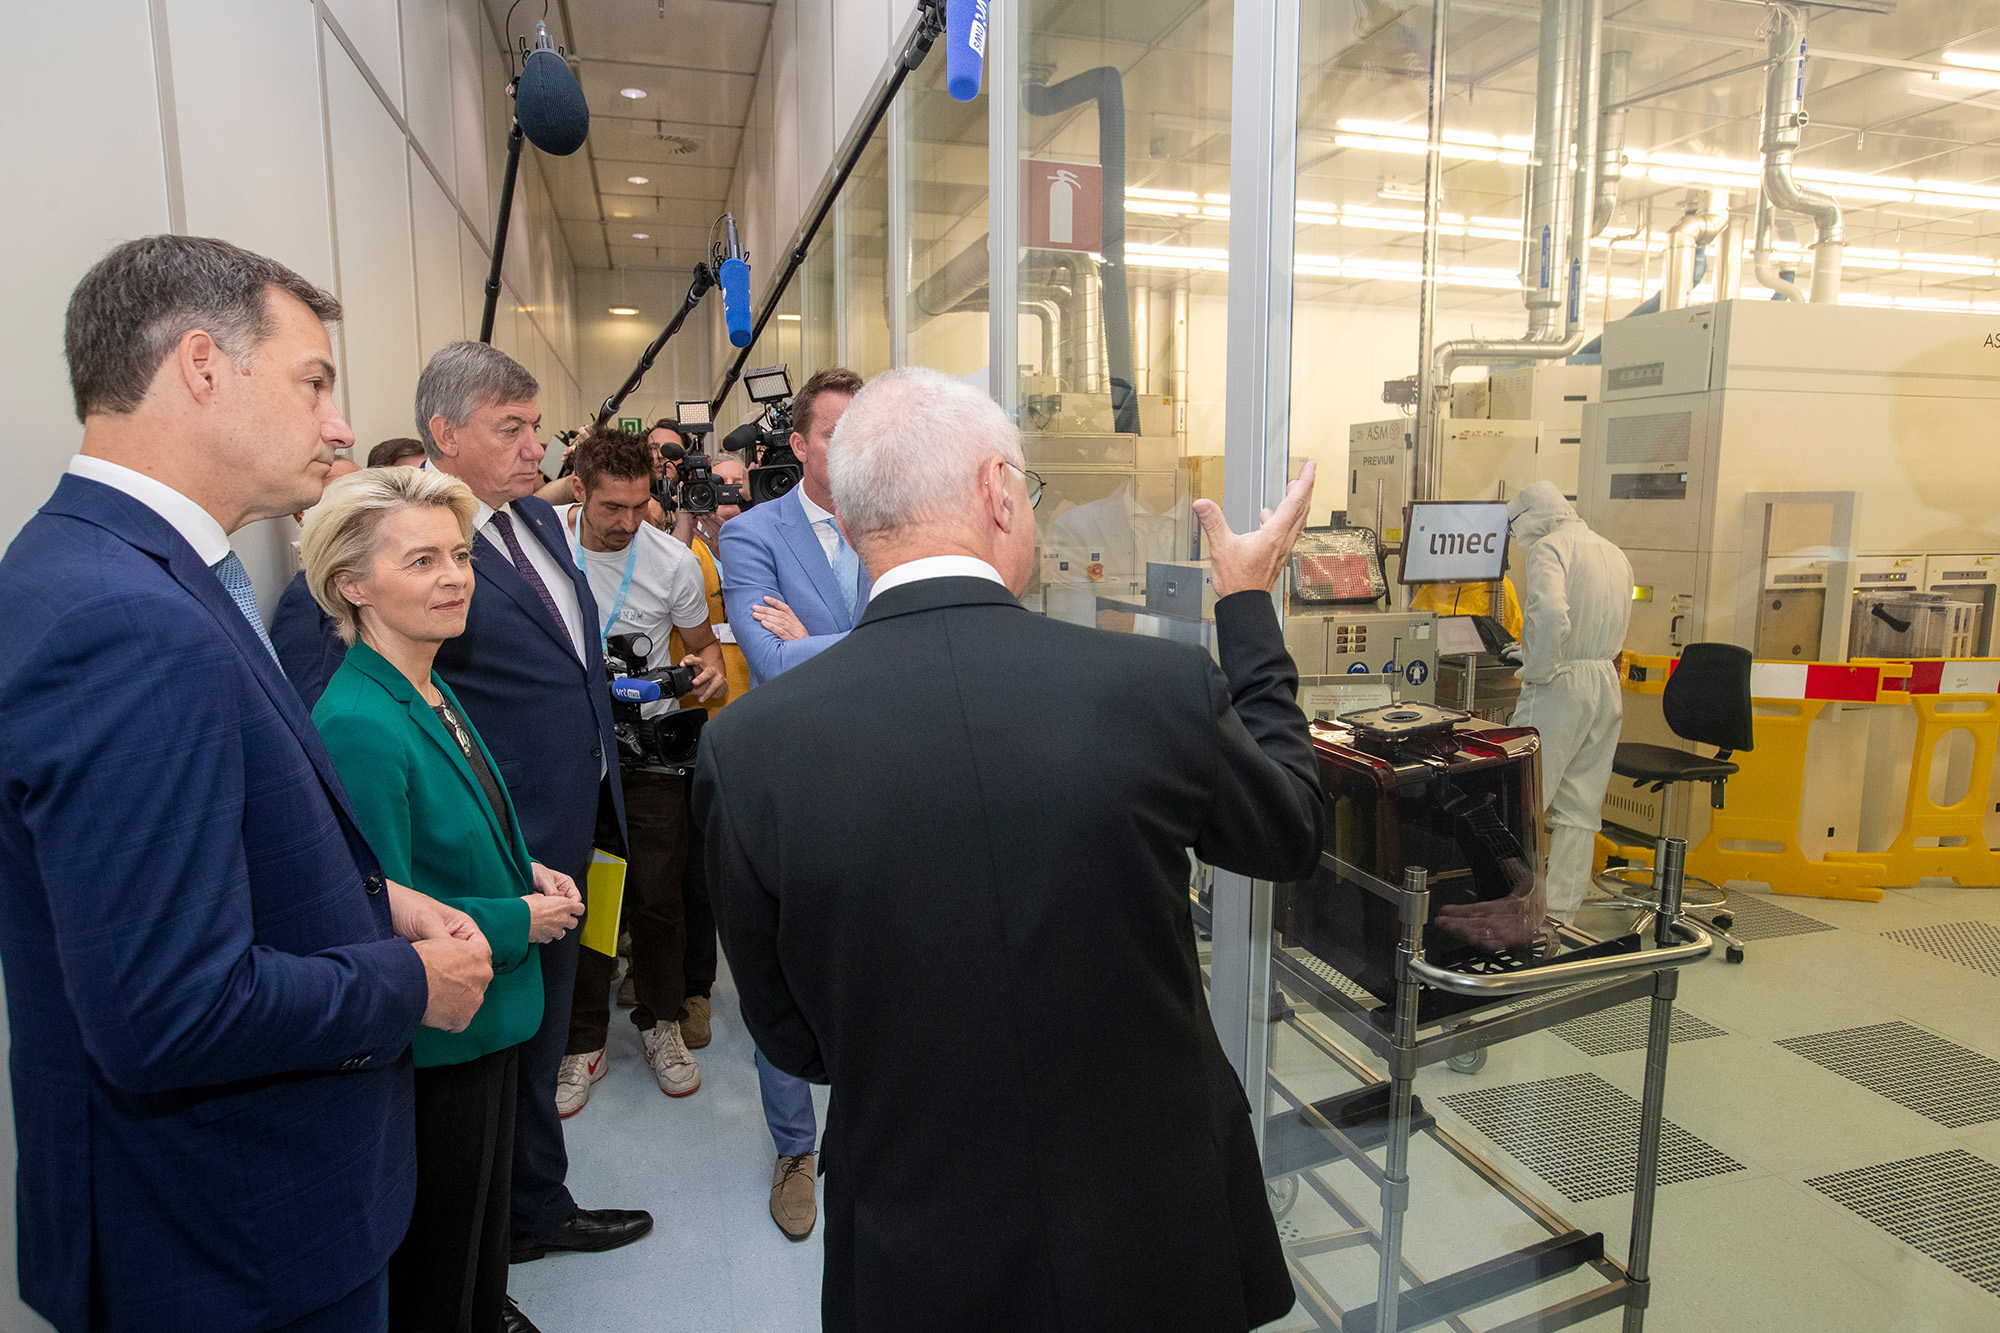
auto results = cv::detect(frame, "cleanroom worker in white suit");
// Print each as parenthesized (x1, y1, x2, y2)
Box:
(1507, 481, 1634, 922)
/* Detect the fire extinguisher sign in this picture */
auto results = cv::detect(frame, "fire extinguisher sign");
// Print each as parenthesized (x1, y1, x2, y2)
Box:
(1022, 159, 1103, 253)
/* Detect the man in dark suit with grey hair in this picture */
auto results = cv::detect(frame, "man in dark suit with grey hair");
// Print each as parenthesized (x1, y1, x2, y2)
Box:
(695, 364, 1323, 1333)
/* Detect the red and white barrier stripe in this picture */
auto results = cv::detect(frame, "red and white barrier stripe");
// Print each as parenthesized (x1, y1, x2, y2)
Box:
(1749, 662, 1886, 702)
(1892, 660, 2000, 696)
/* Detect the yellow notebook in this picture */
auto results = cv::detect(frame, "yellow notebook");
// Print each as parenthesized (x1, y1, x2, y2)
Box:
(580, 849, 628, 956)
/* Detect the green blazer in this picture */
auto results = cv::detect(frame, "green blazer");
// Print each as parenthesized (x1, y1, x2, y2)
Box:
(313, 639, 541, 1068)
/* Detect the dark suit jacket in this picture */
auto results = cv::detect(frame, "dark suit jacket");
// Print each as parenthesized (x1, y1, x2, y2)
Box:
(314, 640, 541, 1069)
(0, 476, 429, 1333)
(433, 494, 625, 874)
(718, 486, 871, 685)
(694, 576, 1324, 1333)
(270, 568, 346, 711)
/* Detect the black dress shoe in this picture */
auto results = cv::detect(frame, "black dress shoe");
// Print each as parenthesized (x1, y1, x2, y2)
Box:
(502, 1296, 542, 1333)
(510, 1205, 655, 1262)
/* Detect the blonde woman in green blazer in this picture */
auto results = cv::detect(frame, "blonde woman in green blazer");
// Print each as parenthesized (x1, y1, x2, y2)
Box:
(303, 466, 583, 1333)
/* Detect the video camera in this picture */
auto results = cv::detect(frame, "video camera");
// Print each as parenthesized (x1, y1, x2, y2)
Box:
(729, 364, 804, 507)
(663, 400, 734, 516)
(604, 631, 705, 773)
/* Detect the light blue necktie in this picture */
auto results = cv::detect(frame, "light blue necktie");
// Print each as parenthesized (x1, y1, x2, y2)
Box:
(819, 518, 859, 620)
(213, 551, 282, 665)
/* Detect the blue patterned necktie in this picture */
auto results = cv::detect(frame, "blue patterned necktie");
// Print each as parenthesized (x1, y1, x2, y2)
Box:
(213, 551, 282, 665)
(820, 518, 859, 620)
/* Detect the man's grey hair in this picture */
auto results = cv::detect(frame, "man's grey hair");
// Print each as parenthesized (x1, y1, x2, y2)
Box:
(414, 340, 539, 461)
(827, 367, 1023, 543)
(64, 235, 341, 422)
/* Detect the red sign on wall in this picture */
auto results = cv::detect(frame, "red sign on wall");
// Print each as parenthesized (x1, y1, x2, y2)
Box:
(1022, 159, 1103, 253)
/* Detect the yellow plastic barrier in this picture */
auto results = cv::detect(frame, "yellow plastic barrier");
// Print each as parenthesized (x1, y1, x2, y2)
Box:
(1826, 659, 2000, 889)
(1613, 653, 1893, 902)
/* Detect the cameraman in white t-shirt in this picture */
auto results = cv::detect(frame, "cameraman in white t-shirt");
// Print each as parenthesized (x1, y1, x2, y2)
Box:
(553, 428, 726, 1110)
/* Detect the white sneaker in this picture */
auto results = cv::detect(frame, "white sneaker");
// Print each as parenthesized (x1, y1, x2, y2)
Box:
(641, 1022, 701, 1098)
(556, 1048, 608, 1118)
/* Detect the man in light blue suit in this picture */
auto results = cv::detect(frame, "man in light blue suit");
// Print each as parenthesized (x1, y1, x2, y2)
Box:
(716, 366, 867, 1240)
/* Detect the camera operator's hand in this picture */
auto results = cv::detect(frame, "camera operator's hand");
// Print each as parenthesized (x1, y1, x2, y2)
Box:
(1193, 459, 1318, 599)
(752, 596, 808, 642)
(530, 862, 582, 903)
(521, 891, 586, 944)
(414, 936, 492, 1033)
(682, 652, 727, 703)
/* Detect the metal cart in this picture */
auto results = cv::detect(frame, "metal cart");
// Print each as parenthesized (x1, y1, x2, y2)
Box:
(1262, 839, 1713, 1333)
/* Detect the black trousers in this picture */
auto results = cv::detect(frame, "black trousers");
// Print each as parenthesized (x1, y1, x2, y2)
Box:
(681, 776, 717, 1001)
(511, 872, 582, 1239)
(571, 768, 689, 1050)
(390, 1046, 518, 1333)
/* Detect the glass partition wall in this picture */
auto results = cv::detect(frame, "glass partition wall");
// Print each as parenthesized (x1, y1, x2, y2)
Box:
(1225, 2, 2000, 1331)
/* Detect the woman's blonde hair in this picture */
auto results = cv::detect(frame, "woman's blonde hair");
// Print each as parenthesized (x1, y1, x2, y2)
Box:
(299, 466, 478, 645)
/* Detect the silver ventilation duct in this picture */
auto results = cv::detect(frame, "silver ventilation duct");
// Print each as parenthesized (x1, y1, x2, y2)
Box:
(1761, 2, 1842, 302)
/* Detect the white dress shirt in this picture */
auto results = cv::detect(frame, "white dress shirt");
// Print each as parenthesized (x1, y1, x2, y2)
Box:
(795, 486, 845, 564)
(67, 456, 231, 565)
(868, 554, 1006, 601)
(474, 498, 588, 662)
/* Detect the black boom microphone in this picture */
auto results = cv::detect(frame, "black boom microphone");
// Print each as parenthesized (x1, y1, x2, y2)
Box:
(480, 21, 588, 343)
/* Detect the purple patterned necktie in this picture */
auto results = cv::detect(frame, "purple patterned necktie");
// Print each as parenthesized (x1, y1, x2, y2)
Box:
(487, 508, 574, 650)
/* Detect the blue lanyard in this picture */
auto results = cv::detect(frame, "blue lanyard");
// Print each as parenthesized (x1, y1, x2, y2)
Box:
(569, 510, 638, 646)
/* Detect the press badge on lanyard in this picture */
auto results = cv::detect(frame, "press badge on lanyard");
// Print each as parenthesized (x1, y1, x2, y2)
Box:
(569, 512, 638, 649)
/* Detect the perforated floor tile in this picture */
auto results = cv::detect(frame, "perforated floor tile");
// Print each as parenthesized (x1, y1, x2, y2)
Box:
(1882, 920, 2000, 978)
(1776, 1021, 2000, 1128)
(1806, 1149, 2000, 1297)
(1552, 998, 1729, 1057)
(1721, 894, 1837, 942)
(1439, 1071, 1745, 1202)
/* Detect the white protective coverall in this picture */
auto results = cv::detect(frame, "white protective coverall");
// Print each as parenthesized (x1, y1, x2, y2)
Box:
(1507, 481, 1634, 922)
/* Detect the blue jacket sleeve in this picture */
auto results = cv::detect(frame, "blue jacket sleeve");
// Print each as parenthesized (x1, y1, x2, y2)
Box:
(13, 595, 426, 1095)
(719, 519, 845, 683)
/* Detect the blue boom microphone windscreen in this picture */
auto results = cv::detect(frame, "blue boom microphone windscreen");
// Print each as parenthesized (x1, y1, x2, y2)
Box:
(719, 257, 754, 348)
(946, 0, 988, 103)
(516, 47, 590, 155)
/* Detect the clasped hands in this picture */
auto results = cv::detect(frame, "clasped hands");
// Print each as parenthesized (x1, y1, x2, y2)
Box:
(389, 866, 583, 1034)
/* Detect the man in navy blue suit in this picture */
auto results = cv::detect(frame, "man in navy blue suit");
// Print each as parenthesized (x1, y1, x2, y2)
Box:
(419, 342, 654, 1266)
(0, 236, 494, 1332)
(717, 366, 869, 1241)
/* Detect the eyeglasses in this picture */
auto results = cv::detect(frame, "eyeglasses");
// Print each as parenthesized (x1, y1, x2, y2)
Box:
(1003, 460, 1045, 509)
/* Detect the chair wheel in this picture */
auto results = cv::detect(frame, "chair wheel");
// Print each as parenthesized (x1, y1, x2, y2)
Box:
(1447, 1047, 1488, 1075)
(1726, 946, 1745, 964)
(1712, 912, 1734, 930)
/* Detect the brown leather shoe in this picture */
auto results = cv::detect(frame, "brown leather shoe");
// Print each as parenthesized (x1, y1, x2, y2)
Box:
(682, 994, 712, 1049)
(770, 1153, 816, 1241)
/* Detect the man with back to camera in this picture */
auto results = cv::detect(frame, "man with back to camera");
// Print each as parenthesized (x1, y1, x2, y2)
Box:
(416, 341, 655, 1264)
(1505, 480, 1635, 924)
(550, 428, 727, 1109)
(695, 366, 1324, 1332)
(0, 235, 492, 1332)
(716, 365, 868, 1240)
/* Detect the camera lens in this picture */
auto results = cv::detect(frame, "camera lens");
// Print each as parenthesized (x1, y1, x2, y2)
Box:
(682, 480, 717, 513)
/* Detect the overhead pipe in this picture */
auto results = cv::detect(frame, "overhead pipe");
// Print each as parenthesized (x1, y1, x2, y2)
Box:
(1422, 0, 1601, 502)
(1753, 191, 1806, 300)
(1761, 2, 1842, 302)
(1660, 189, 1729, 311)
(1566, 0, 1603, 334)
(1431, 0, 1594, 383)
(1591, 49, 1630, 236)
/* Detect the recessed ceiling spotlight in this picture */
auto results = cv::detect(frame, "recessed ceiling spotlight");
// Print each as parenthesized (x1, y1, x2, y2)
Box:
(627, 175, 650, 185)
(632, 232, 650, 240)
(611, 211, 632, 218)
(777, 313, 802, 322)
(619, 87, 647, 99)
(609, 306, 638, 316)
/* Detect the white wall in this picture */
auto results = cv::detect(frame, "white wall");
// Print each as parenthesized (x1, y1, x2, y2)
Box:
(0, 3, 580, 1326)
